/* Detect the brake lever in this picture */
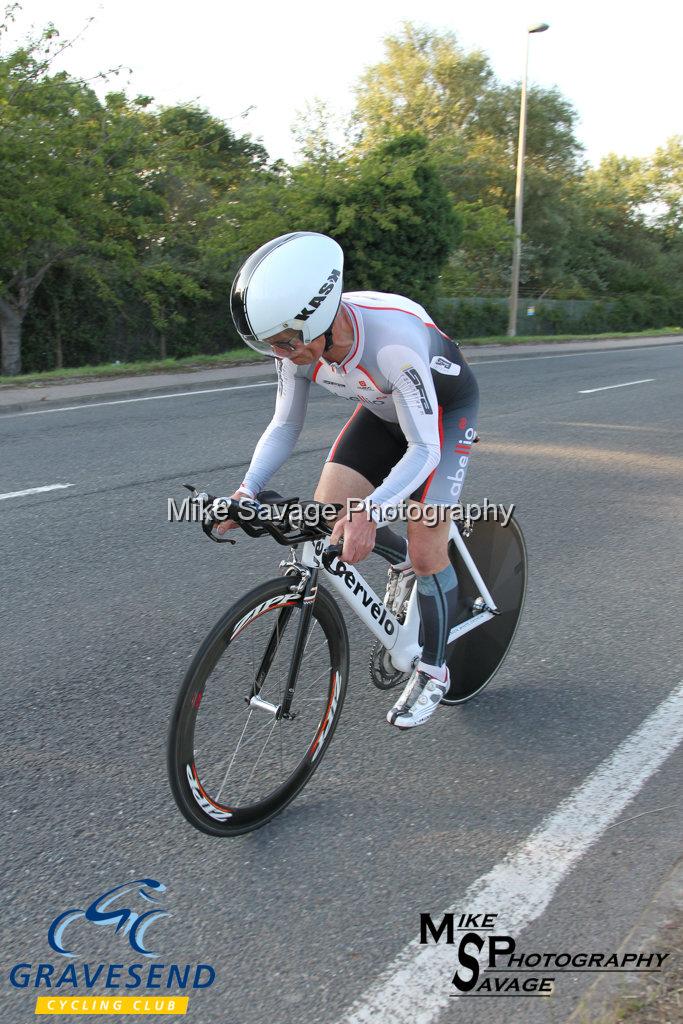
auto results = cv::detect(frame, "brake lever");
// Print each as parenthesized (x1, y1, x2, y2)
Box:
(321, 543, 345, 572)
(183, 484, 237, 544)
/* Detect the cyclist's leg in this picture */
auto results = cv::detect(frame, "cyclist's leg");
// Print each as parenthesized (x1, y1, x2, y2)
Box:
(408, 384, 480, 668)
(388, 389, 479, 727)
(318, 405, 408, 566)
(406, 513, 457, 673)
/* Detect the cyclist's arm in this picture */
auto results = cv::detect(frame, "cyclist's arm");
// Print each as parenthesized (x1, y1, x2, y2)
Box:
(363, 346, 441, 517)
(239, 361, 311, 497)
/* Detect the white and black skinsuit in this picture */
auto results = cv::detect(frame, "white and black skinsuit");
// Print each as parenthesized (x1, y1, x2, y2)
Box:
(241, 291, 480, 515)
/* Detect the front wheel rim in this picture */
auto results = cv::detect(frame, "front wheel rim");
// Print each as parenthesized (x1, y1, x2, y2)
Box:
(172, 587, 344, 831)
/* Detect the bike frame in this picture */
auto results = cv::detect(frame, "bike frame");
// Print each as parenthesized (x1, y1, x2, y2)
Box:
(299, 522, 498, 674)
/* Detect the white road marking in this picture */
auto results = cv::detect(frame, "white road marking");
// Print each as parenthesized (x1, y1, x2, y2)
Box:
(579, 378, 655, 394)
(0, 483, 74, 501)
(470, 346, 676, 366)
(337, 677, 683, 1024)
(1, 342, 679, 421)
(0, 380, 277, 419)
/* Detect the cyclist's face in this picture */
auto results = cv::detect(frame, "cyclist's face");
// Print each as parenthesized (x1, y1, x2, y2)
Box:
(266, 329, 325, 363)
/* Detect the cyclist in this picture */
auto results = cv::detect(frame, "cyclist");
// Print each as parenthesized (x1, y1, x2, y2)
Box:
(219, 231, 479, 729)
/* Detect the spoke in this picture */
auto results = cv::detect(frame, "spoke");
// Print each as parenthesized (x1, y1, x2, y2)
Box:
(216, 713, 277, 765)
(216, 709, 253, 801)
(291, 667, 331, 693)
(240, 718, 278, 802)
(196, 601, 336, 810)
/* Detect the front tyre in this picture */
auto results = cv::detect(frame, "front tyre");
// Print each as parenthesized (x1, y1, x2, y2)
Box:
(168, 578, 348, 836)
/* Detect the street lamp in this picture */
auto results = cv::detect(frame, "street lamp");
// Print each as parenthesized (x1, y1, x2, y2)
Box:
(507, 22, 549, 337)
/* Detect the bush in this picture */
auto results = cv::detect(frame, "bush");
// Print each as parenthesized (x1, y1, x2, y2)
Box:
(434, 298, 508, 338)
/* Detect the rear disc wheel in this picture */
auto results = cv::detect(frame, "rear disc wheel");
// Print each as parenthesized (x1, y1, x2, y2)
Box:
(442, 516, 527, 705)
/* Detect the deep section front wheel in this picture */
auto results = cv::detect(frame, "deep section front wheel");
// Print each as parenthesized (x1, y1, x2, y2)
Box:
(168, 578, 348, 836)
(443, 515, 527, 705)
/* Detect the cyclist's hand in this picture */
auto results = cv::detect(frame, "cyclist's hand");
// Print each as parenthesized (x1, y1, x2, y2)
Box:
(331, 511, 376, 565)
(214, 489, 250, 536)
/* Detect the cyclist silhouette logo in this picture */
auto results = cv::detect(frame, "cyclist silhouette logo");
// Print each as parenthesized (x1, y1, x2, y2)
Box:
(48, 879, 170, 959)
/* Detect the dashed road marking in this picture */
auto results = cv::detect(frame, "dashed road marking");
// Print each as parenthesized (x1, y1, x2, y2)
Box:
(579, 378, 655, 394)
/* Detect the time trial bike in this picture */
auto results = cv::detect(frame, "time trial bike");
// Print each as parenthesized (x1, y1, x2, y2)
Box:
(168, 487, 527, 837)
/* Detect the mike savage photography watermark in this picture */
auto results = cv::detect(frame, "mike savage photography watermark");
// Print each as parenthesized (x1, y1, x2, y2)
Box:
(168, 495, 516, 529)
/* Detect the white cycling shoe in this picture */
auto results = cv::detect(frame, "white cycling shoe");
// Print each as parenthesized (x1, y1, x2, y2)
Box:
(387, 665, 450, 729)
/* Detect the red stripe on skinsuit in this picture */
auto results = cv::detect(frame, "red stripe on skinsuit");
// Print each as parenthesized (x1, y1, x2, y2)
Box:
(329, 404, 363, 460)
(419, 406, 444, 501)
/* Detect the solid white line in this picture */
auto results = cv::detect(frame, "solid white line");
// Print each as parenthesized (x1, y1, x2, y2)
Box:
(1, 343, 678, 421)
(0, 380, 277, 419)
(0, 483, 74, 501)
(579, 378, 655, 394)
(470, 347, 675, 366)
(337, 677, 683, 1024)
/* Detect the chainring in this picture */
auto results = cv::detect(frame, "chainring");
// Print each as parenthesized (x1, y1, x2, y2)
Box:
(369, 640, 410, 690)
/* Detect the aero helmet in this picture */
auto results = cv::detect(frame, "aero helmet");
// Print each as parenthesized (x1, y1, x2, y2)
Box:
(230, 232, 344, 356)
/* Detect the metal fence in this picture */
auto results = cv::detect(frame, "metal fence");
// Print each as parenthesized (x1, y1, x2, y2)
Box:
(433, 295, 680, 338)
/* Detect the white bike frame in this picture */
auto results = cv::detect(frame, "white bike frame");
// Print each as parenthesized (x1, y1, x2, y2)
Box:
(299, 522, 498, 674)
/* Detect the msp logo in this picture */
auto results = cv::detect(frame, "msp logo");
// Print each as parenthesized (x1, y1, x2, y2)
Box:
(420, 912, 670, 998)
(48, 879, 169, 959)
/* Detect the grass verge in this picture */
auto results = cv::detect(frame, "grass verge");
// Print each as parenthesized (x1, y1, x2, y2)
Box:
(464, 327, 681, 346)
(586, 911, 683, 1023)
(1, 328, 681, 387)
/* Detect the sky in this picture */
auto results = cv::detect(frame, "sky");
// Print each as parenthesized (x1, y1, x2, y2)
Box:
(5, 0, 682, 167)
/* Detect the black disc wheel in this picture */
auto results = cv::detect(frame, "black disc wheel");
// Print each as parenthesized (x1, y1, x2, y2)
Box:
(168, 578, 348, 836)
(442, 516, 527, 705)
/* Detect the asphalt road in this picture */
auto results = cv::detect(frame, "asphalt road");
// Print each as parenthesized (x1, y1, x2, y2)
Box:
(1, 340, 681, 1023)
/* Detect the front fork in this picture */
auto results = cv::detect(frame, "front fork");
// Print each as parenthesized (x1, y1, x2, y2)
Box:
(249, 564, 319, 720)
(281, 567, 319, 718)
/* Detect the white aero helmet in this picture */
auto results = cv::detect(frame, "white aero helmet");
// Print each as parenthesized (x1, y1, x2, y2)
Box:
(230, 232, 344, 356)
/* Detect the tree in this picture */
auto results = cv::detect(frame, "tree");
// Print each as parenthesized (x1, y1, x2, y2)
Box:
(647, 136, 683, 238)
(351, 23, 586, 298)
(133, 105, 269, 357)
(203, 132, 460, 309)
(0, 24, 154, 374)
(335, 133, 461, 298)
(552, 152, 681, 299)
(352, 22, 494, 148)
(439, 201, 513, 295)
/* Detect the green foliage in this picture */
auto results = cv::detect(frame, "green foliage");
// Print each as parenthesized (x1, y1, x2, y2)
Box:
(204, 132, 460, 306)
(0, 22, 160, 372)
(439, 202, 513, 294)
(0, 19, 272, 373)
(434, 299, 508, 338)
(434, 294, 683, 339)
(335, 134, 461, 300)
(1, 15, 681, 374)
(353, 22, 495, 147)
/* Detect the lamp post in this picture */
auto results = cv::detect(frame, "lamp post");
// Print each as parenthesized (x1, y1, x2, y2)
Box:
(507, 22, 549, 337)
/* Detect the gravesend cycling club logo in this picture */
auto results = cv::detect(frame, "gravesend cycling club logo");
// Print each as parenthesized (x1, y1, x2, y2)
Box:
(48, 879, 169, 958)
(7, 878, 217, 1016)
(420, 911, 670, 998)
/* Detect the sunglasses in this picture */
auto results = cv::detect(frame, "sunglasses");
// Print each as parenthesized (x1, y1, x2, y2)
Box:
(267, 331, 304, 354)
